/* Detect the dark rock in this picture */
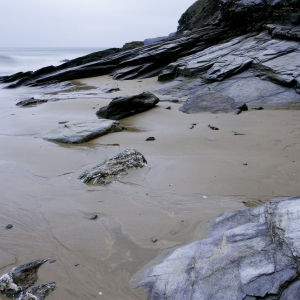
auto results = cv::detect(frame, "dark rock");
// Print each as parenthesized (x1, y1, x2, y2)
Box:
(78, 149, 147, 185)
(233, 131, 245, 135)
(132, 196, 300, 300)
(151, 238, 158, 243)
(144, 36, 168, 46)
(43, 119, 125, 144)
(165, 106, 171, 110)
(89, 214, 98, 220)
(5, 224, 13, 229)
(102, 87, 120, 93)
(16, 98, 48, 107)
(96, 91, 159, 120)
(252, 107, 264, 110)
(146, 137, 156, 141)
(0, 259, 57, 299)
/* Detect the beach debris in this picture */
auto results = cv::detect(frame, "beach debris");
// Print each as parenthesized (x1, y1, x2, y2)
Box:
(5, 224, 13, 229)
(96, 91, 159, 120)
(16, 97, 48, 107)
(74, 264, 80, 267)
(232, 131, 245, 135)
(43, 119, 125, 144)
(243, 163, 248, 165)
(151, 238, 158, 243)
(208, 125, 219, 130)
(203, 195, 208, 199)
(89, 214, 98, 220)
(0, 259, 57, 300)
(78, 149, 147, 185)
(99, 291, 103, 295)
(252, 107, 264, 110)
(146, 137, 156, 141)
(133, 196, 300, 299)
(58, 121, 68, 124)
(165, 106, 171, 110)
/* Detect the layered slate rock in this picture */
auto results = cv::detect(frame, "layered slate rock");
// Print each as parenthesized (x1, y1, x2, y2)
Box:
(78, 149, 147, 185)
(96, 91, 160, 120)
(179, 91, 247, 114)
(0, 259, 57, 300)
(43, 119, 125, 144)
(16, 97, 48, 107)
(132, 196, 300, 300)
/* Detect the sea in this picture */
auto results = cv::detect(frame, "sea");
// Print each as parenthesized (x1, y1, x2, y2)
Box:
(0, 47, 106, 77)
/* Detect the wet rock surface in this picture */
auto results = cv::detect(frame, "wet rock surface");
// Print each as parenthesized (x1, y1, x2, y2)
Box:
(132, 196, 300, 300)
(78, 149, 147, 185)
(42, 119, 125, 144)
(179, 91, 247, 114)
(16, 98, 48, 107)
(0, 259, 57, 300)
(96, 91, 160, 120)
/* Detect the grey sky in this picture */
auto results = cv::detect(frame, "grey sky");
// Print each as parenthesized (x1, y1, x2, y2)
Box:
(1, 0, 196, 47)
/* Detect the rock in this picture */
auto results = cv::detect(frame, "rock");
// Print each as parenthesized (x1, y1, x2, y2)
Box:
(0, 259, 57, 299)
(208, 125, 219, 130)
(179, 91, 246, 114)
(96, 91, 160, 120)
(5, 224, 13, 229)
(132, 196, 300, 300)
(102, 87, 120, 93)
(89, 214, 98, 220)
(16, 98, 48, 107)
(145, 137, 156, 141)
(123, 41, 144, 49)
(42, 119, 125, 144)
(78, 149, 147, 185)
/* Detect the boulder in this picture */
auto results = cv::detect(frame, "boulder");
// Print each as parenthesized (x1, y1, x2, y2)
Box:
(78, 148, 147, 185)
(43, 119, 125, 144)
(132, 196, 300, 300)
(179, 91, 247, 114)
(0, 259, 57, 299)
(96, 91, 160, 120)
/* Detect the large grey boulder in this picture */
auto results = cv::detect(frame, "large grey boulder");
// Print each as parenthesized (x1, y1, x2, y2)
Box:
(78, 148, 147, 185)
(179, 91, 247, 114)
(42, 119, 125, 144)
(96, 91, 160, 120)
(132, 196, 300, 300)
(0, 259, 57, 300)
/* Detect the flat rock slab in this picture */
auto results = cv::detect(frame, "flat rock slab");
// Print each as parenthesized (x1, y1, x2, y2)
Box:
(132, 196, 300, 300)
(78, 148, 147, 185)
(16, 97, 48, 107)
(43, 119, 125, 144)
(96, 91, 160, 120)
(179, 91, 246, 114)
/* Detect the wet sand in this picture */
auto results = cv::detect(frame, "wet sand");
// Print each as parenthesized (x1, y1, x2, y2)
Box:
(0, 76, 299, 299)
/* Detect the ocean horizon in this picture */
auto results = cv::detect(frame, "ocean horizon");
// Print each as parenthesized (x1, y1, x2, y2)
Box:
(0, 47, 107, 77)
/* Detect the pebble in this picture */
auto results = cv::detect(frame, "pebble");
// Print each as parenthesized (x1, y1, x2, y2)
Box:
(89, 214, 98, 220)
(5, 224, 13, 230)
(146, 137, 156, 141)
(48, 259, 56, 264)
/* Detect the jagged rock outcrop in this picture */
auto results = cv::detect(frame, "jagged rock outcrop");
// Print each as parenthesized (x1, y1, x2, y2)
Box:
(78, 149, 147, 185)
(96, 91, 160, 120)
(42, 119, 125, 144)
(16, 97, 48, 107)
(132, 196, 300, 300)
(0, 259, 57, 300)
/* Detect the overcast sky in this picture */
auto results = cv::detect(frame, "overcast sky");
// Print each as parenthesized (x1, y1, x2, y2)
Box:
(0, 0, 196, 48)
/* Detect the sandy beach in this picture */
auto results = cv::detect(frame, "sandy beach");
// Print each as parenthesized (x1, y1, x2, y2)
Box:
(0, 75, 300, 299)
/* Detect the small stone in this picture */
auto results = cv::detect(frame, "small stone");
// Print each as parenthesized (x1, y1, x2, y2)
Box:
(243, 163, 248, 166)
(5, 224, 13, 229)
(74, 264, 80, 267)
(151, 238, 158, 243)
(252, 107, 264, 110)
(146, 137, 156, 141)
(48, 259, 56, 264)
(165, 106, 171, 110)
(89, 214, 98, 220)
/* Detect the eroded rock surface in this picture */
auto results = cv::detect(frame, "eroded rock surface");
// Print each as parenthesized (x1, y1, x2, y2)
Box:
(16, 98, 48, 107)
(96, 91, 160, 120)
(78, 149, 147, 185)
(0, 259, 57, 300)
(132, 196, 300, 300)
(43, 119, 125, 144)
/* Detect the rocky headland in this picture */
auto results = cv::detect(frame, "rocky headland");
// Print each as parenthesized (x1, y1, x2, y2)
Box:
(1, 0, 300, 299)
